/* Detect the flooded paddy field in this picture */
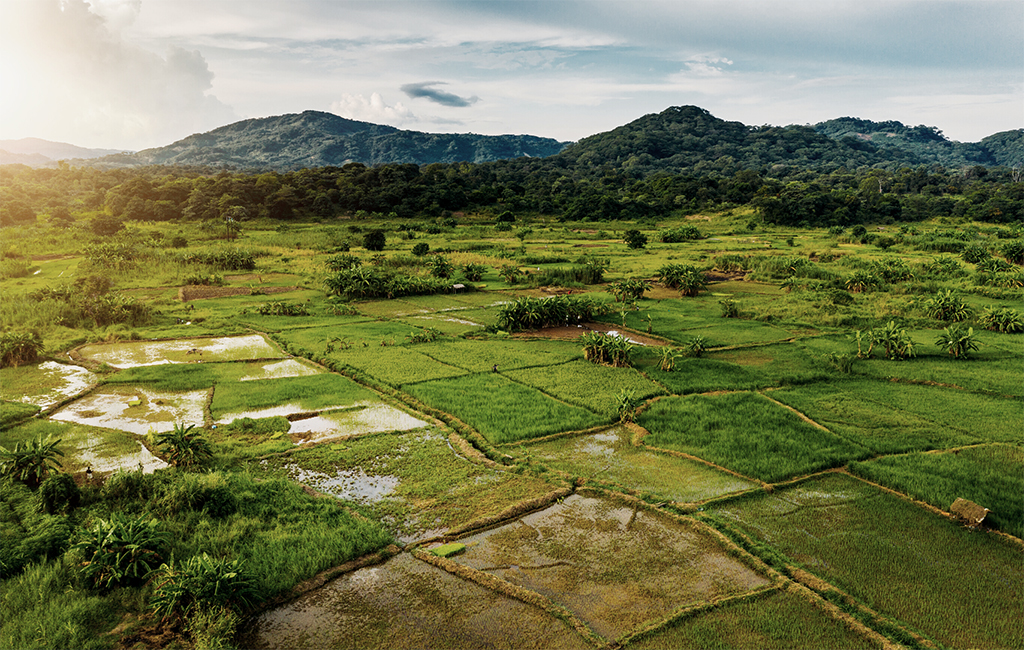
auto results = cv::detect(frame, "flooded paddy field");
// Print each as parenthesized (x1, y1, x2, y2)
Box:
(287, 405, 428, 444)
(451, 494, 773, 640)
(245, 553, 593, 650)
(520, 427, 755, 504)
(0, 360, 96, 410)
(50, 386, 207, 434)
(711, 473, 1024, 649)
(76, 333, 285, 367)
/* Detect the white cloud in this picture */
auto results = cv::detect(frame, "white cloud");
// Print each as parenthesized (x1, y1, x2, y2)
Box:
(0, 0, 235, 149)
(329, 93, 415, 126)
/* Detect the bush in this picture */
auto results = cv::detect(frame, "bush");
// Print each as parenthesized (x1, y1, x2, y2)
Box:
(923, 289, 972, 322)
(0, 435, 64, 489)
(461, 263, 486, 282)
(0, 331, 43, 368)
(624, 229, 648, 249)
(607, 278, 651, 302)
(1001, 240, 1024, 265)
(979, 307, 1024, 333)
(961, 244, 991, 264)
(150, 553, 254, 621)
(660, 225, 703, 242)
(362, 229, 386, 251)
(156, 423, 213, 469)
(656, 264, 707, 296)
(72, 513, 167, 589)
(38, 473, 81, 515)
(411, 242, 430, 256)
(935, 324, 980, 359)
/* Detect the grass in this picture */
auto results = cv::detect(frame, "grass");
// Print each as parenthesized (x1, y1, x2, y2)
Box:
(417, 338, 581, 372)
(769, 379, 1021, 453)
(505, 359, 666, 416)
(0, 400, 40, 429)
(639, 392, 871, 483)
(211, 373, 378, 419)
(711, 473, 1024, 649)
(627, 587, 882, 650)
(256, 429, 557, 537)
(519, 426, 755, 503)
(327, 345, 469, 387)
(404, 373, 607, 444)
(848, 444, 1024, 539)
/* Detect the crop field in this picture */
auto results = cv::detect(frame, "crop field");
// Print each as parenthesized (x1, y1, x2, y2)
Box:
(2, 209, 1022, 649)
(405, 373, 608, 443)
(710, 473, 1024, 649)
(640, 392, 871, 482)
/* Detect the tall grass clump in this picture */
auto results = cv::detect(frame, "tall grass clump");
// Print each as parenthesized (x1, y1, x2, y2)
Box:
(496, 295, 608, 331)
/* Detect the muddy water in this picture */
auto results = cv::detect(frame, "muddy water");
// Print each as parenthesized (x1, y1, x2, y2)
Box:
(238, 359, 323, 381)
(245, 553, 592, 650)
(50, 387, 207, 434)
(451, 494, 771, 639)
(74, 434, 168, 474)
(77, 334, 283, 368)
(215, 401, 372, 424)
(526, 427, 755, 503)
(288, 405, 429, 444)
(15, 361, 96, 409)
(285, 465, 400, 503)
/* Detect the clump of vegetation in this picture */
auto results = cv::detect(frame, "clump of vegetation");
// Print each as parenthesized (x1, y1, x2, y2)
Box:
(156, 423, 213, 469)
(323, 266, 454, 299)
(0, 331, 43, 368)
(656, 264, 707, 296)
(719, 298, 739, 318)
(497, 295, 607, 331)
(0, 435, 64, 489)
(979, 307, 1024, 333)
(579, 331, 634, 367)
(935, 324, 980, 359)
(461, 263, 486, 281)
(613, 388, 643, 422)
(607, 278, 651, 302)
(73, 513, 167, 589)
(252, 301, 310, 316)
(624, 229, 648, 249)
(853, 321, 916, 360)
(923, 289, 972, 322)
(660, 225, 703, 242)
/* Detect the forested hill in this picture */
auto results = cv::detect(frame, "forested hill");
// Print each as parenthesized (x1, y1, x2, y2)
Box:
(813, 117, 1024, 168)
(552, 106, 1022, 176)
(88, 111, 569, 171)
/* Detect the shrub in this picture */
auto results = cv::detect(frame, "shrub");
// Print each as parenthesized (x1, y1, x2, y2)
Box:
(719, 298, 739, 318)
(935, 324, 980, 359)
(362, 229, 386, 251)
(684, 336, 708, 358)
(0, 331, 43, 368)
(427, 255, 454, 279)
(623, 229, 648, 249)
(578, 331, 633, 367)
(150, 553, 254, 621)
(411, 242, 430, 256)
(498, 263, 521, 284)
(1001, 240, 1024, 265)
(498, 295, 607, 331)
(855, 321, 916, 360)
(607, 278, 651, 302)
(252, 301, 309, 316)
(156, 423, 213, 469)
(72, 513, 167, 589)
(961, 244, 991, 264)
(324, 254, 361, 271)
(845, 270, 882, 293)
(660, 225, 703, 242)
(0, 435, 64, 489)
(461, 263, 486, 282)
(979, 307, 1024, 333)
(656, 264, 707, 296)
(37, 473, 81, 515)
(824, 352, 856, 373)
(613, 389, 642, 422)
(923, 289, 972, 322)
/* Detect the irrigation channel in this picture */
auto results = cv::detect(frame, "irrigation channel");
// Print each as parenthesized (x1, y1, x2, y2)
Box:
(21, 333, 1022, 649)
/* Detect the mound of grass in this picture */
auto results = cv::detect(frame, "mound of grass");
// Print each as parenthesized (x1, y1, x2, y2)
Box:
(405, 373, 606, 444)
(640, 392, 870, 482)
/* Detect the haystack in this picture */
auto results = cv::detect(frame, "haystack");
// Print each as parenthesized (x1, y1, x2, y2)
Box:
(950, 498, 989, 527)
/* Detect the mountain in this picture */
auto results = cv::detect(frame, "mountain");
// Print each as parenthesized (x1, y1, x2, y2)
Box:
(0, 138, 123, 166)
(549, 106, 900, 175)
(810, 117, 1024, 167)
(87, 111, 569, 171)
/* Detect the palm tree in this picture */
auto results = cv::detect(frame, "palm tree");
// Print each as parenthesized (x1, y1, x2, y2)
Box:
(156, 422, 213, 469)
(0, 435, 64, 489)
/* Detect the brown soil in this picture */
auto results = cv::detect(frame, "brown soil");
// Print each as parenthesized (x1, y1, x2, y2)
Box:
(177, 285, 299, 301)
(704, 270, 747, 282)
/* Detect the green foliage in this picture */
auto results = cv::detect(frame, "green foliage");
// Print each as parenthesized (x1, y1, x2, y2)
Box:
(37, 473, 81, 515)
(150, 553, 254, 620)
(72, 513, 167, 589)
(498, 263, 521, 284)
(613, 388, 643, 422)
(656, 264, 707, 296)
(685, 336, 708, 358)
(923, 289, 972, 322)
(0, 435, 64, 489)
(427, 254, 455, 279)
(623, 229, 648, 249)
(362, 229, 386, 251)
(461, 262, 486, 281)
(660, 225, 703, 242)
(935, 324, 980, 359)
(824, 351, 857, 374)
(324, 253, 361, 271)
(718, 298, 739, 318)
(1001, 240, 1024, 265)
(863, 321, 916, 360)
(578, 331, 634, 367)
(156, 422, 213, 469)
(979, 306, 1024, 333)
(497, 295, 608, 331)
(411, 242, 430, 256)
(961, 243, 991, 264)
(0, 331, 43, 368)
(179, 248, 257, 270)
(323, 266, 453, 300)
(607, 277, 651, 302)
(845, 270, 882, 293)
(252, 301, 310, 316)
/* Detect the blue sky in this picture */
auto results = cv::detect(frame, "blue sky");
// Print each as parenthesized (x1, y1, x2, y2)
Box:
(1, 0, 1020, 150)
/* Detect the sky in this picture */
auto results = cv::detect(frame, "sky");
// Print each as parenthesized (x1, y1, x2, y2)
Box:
(1, 0, 1021, 151)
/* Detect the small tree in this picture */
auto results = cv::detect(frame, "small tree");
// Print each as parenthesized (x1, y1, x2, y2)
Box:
(607, 278, 651, 302)
(498, 263, 521, 284)
(624, 230, 648, 250)
(362, 229, 386, 252)
(411, 242, 430, 256)
(613, 389, 643, 423)
(427, 255, 455, 279)
(461, 263, 486, 282)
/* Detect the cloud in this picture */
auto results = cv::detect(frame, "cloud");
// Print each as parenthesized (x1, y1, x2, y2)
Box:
(329, 93, 415, 125)
(0, 0, 235, 149)
(400, 82, 479, 107)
